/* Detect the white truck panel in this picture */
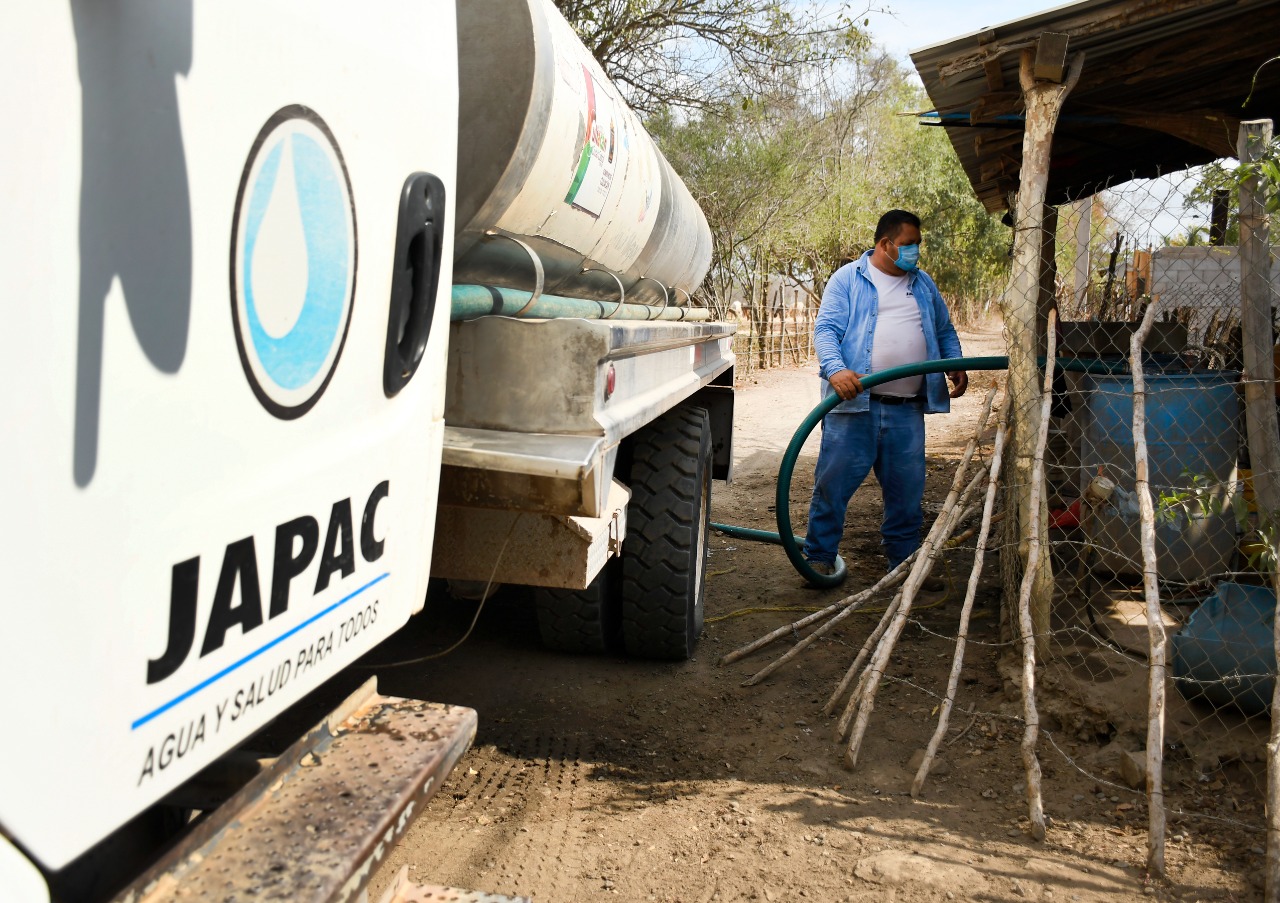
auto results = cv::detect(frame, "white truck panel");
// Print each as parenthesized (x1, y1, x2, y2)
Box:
(0, 0, 457, 869)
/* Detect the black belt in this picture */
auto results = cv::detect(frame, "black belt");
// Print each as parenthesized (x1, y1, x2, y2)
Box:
(870, 394, 920, 406)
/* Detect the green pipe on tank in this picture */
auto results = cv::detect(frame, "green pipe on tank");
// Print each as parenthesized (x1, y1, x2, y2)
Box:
(451, 284, 713, 322)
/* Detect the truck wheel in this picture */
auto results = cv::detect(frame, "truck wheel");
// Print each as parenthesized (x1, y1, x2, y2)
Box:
(620, 405, 711, 660)
(533, 566, 620, 655)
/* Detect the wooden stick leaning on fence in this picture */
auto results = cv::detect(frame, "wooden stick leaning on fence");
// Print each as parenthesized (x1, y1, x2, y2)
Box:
(739, 564, 910, 686)
(735, 386, 997, 687)
(824, 392, 1000, 727)
(834, 464, 992, 740)
(720, 556, 914, 667)
(947, 511, 1006, 548)
(826, 592, 899, 720)
(1016, 309, 1057, 842)
(1130, 300, 1167, 876)
(912, 410, 1010, 797)
(838, 387, 1000, 767)
(839, 462, 990, 756)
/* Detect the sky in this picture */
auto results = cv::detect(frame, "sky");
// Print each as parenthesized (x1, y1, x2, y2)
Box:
(860, 0, 1077, 65)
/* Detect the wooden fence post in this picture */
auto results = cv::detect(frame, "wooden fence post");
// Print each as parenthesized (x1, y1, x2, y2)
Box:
(1001, 45, 1084, 655)
(1239, 116, 1280, 903)
(1239, 120, 1280, 516)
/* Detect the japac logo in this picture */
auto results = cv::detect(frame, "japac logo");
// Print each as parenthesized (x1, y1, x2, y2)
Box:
(230, 106, 357, 419)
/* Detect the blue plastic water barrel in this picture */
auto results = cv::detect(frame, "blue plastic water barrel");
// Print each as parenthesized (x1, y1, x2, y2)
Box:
(1081, 372, 1240, 583)
(1172, 581, 1276, 714)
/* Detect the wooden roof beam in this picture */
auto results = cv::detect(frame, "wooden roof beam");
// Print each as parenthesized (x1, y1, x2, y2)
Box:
(975, 131, 1025, 155)
(1034, 33, 1071, 83)
(970, 91, 1024, 124)
(977, 28, 1005, 91)
(980, 152, 1023, 184)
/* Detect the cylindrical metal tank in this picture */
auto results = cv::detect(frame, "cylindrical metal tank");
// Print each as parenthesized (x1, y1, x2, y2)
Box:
(453, 0, 712, 306)
(1081, 372, 1241, 584)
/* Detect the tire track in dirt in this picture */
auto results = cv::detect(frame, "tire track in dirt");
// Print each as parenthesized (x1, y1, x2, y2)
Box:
(382, 728, 599, 898)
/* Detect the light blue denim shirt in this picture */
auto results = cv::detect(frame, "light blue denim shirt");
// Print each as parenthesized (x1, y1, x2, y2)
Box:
(815, 250, 964, 414)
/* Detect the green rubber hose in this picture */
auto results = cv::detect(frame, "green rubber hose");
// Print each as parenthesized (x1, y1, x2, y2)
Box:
(712, 355, 1010, 587)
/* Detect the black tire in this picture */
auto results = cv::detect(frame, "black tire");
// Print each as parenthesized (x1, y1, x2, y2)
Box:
(534, 564, 620, 654)
(620, 405, 712, 660)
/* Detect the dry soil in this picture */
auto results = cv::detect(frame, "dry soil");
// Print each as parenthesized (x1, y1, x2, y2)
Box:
(357, 324, 1257, 902)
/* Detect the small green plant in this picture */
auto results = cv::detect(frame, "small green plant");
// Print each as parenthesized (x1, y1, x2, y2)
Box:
(1235, 133, 1280, 217)
(1152, 468, 1280, 573)
(1153, 468, 1246, 526)
(1152, 469, 1279, 572)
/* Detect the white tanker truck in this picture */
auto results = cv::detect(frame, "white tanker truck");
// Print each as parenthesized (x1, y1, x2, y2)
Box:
(0, 1, 734, 899)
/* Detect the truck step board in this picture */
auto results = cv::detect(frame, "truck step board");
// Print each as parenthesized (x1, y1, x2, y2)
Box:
(119, 683, 477, 903)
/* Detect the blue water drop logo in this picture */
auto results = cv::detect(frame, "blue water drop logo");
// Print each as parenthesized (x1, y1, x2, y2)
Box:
(231, 107, 356, 419)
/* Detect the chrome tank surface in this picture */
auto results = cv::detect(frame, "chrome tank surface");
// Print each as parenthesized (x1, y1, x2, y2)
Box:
(454, 0, 712, 305)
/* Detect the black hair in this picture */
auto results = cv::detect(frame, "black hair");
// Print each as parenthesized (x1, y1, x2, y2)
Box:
(874, 209, 921, 244)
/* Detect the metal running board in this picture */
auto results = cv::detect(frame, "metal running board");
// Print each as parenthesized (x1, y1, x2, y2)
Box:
(377, 867, 533, 903)
(116, 680, 477, 903)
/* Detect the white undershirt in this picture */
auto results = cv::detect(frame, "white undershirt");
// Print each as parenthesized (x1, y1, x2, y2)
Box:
(866, 264, 926, 397)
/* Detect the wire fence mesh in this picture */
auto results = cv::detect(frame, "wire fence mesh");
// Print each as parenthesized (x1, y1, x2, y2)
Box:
(723, 140, 1280, 890)
(981, 157, 1278, 883)
(1017, 162, 1279, 878)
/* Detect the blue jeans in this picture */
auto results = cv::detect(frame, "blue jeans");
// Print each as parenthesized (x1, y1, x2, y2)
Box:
(802, 399, 926, 569)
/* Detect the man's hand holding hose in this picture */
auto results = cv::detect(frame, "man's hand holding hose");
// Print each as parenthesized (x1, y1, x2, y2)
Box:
(828, 369, 864, 400)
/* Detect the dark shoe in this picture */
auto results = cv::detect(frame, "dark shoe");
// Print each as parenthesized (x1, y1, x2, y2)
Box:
(921, 575, 946, 593)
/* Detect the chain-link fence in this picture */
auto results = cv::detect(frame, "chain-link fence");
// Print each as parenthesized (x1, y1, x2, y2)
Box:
(720, 128, 1280, 892)
(976, 144, 1280, 883)
(1023, 158, 1277, 876)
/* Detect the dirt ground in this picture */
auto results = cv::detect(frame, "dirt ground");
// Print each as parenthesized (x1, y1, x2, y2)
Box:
(357, 323, 1259, 902)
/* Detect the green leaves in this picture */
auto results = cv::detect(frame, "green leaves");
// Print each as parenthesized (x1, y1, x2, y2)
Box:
(647, 53, 1008, 322)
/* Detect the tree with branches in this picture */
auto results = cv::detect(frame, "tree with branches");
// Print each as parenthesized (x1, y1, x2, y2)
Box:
(554, 0, 872, 114)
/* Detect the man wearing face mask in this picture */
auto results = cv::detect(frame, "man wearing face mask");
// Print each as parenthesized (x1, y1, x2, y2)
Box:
(802, 209, 968, 587)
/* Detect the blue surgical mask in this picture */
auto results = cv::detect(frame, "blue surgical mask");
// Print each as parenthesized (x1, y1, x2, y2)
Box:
(893, 242, 920, 272)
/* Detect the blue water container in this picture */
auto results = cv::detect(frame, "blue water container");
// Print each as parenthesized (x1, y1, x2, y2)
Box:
(1172, 582, 1276, 714)
(1081, 372, 1240, 584)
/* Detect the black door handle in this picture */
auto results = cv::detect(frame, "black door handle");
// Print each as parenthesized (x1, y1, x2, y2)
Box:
(384, 172, 446, 396)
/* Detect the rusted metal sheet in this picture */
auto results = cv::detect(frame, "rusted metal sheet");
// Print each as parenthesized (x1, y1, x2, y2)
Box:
(116, 681, 477, 903)
(377, 868, 533, 903)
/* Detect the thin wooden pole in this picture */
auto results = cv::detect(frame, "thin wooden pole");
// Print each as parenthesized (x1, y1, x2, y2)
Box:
(844, 463, 991, 766)
(1239, 119, 1280, 900)
(1016, 308, 1057, 842)
(1074, 197, 1092, 318)
(831, 596, 901, 734)
(1130, 300, 1167, 877)
(1239, 120, 1280, 517)
(833, 464, 994, 742)
(912, 413, 1010, 796)
(720, 558, 912, 667)
(740, 570, 904, 687)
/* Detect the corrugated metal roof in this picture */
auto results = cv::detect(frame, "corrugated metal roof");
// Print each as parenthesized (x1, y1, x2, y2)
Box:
(909, 0, 1280, 212)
